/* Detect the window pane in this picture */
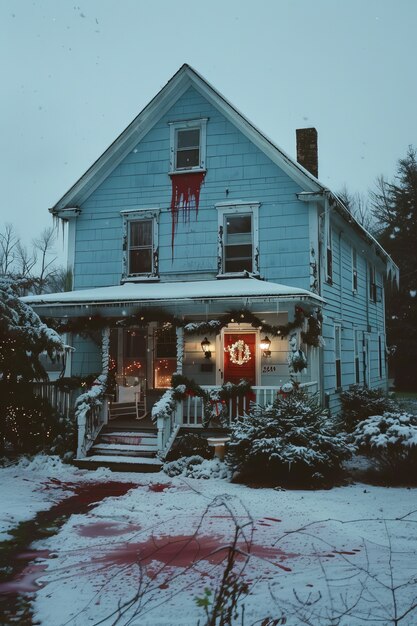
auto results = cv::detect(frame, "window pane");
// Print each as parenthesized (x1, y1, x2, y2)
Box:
(226, 215, 251, 237)
(225, 257, 253, 273)
(130, 221, 152, 247)
(177, 129, 200, 149)
(154, 358, 176, 388)
(129, 248, 152, 274)
(225, 244, 252, 260)
(156, 329, 176, 358)
(176, 148, 200, 169)
(335, 326, 341, 359)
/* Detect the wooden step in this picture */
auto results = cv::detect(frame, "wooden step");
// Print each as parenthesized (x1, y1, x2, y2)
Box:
(74, 455, 162, 473)
(99, 432, 157, 446)
(91, 443, 157, 457)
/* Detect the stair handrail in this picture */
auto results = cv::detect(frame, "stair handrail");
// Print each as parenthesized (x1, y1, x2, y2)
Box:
(152, 389, 180, 457)
(75, 328, 110, 459)
(75, 375, 108, 458)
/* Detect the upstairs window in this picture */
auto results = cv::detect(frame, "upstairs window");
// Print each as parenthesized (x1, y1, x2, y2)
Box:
(352, 248, 358, 292)
(368, 263, 381, 302)
(128, 220, 153, 275)
(121, 209, 160, 280)
(326, 223, 333, 284)
(217, 203, 260, 276)
(176, 128, 200, 169)
(224, 214, 253, 273)
(169, 118, 207, 173)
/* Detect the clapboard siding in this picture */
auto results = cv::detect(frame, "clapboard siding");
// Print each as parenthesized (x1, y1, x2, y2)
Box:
(73, 86, 309, 290)
(322, 218, 387, 413)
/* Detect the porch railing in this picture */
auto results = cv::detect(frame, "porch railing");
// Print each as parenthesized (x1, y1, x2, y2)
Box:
(157, 404, 181, 459)
(181, 382, 319, 427)
(32, 382, 75, 419)
(73, 373, 109, 459)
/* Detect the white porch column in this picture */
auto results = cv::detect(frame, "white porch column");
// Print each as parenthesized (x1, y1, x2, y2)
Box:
(101, 327, 110, 424)
(175, 326, 184, 425)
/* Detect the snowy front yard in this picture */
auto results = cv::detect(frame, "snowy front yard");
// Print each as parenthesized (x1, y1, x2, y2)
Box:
(1, 457, 417, 626)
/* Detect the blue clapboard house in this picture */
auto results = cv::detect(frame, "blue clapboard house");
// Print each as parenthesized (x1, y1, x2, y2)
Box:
(25, 65, 398, 469)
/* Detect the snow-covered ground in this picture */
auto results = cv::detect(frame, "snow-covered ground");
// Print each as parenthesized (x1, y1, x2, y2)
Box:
(1, 457, 417, 626)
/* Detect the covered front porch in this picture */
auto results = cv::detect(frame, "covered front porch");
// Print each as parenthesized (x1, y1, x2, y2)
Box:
(25, 277, 323, 465)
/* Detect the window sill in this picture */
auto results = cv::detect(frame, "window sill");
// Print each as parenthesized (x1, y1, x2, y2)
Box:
(121, 276, 160, 283)
(216, 272, 260, 280)
(169, 168, 207, 176)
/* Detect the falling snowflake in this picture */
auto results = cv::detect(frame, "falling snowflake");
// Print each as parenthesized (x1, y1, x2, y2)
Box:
(410, 290, 417, 298)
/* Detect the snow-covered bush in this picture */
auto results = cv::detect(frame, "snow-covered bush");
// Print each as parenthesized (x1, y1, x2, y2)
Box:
(163, 455, 230, 480)
(341, 385, 398, 432)
(353, 411, 417, 478)
(226, 391, 352, 487)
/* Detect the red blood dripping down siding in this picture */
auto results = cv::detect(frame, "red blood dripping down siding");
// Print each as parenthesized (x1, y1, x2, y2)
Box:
(169, 172, 205, 259)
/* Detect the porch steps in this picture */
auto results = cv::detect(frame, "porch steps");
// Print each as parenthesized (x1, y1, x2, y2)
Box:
(75, 428, 162, 473)
(108, 401, 138, 420)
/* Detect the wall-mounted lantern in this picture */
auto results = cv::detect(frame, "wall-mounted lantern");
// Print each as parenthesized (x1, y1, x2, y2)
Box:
(201, 337, 212, 359)
(260, 336, 271, 358)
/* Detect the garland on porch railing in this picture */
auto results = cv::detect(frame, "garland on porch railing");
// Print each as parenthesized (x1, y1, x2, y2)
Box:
(43, 307, 324, 348)
(171, 373, 253, 428)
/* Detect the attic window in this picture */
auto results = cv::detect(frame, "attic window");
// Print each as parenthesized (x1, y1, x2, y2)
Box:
(169, 118, 207, 173)
(176, 128, 200, 169)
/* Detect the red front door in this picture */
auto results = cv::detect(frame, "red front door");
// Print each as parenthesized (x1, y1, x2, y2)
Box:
(223, 333, 257, 385)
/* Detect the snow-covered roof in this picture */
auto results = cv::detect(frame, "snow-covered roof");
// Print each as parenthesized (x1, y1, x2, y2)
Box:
(22, 278, 323, 307)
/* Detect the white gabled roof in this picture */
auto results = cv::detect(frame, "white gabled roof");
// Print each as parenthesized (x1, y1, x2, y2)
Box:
(23, 277, 323, 307)
(50, 64, 322, 212)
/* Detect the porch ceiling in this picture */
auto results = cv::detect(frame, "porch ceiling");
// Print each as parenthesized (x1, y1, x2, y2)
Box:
(22, 278, 323, 313)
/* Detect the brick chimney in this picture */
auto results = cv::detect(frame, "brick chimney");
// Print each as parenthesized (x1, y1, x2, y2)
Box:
(296, 128, 318, 178)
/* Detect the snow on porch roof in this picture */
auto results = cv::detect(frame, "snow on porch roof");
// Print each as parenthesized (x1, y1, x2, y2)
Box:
(22, 278, 323, 307)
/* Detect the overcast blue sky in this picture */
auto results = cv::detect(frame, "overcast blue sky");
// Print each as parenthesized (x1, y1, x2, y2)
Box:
(1, 0, 416, 256)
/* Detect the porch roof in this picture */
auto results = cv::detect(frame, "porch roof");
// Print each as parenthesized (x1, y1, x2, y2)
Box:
(23, 277, 323, 308)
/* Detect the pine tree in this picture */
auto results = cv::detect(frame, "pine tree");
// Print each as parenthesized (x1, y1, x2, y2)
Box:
(0, 277, 65, 382)
(371, 147, 417, 390)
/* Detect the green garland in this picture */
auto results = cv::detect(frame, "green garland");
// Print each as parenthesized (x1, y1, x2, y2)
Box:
(171, 373, 253, 427)
(43, 307, 323, 347)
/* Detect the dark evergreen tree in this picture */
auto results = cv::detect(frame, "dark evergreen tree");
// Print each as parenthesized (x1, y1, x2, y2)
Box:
(371, 147, 417, 390)
(0, 277, 64, 382)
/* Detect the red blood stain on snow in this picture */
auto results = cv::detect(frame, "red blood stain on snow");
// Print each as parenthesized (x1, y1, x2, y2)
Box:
(0, 560, 49, 595)
(91, 534, 298, 573)
(77, 521, 141, 538)
(148, 483, 171, 493)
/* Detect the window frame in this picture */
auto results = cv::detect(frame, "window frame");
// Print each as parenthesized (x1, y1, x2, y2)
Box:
(369, 263, 377, 302)
(121, 209, 160, 281)
(353, 329, 361, 385)
(169, 118, 208, 174)
(154, 326, 177, 389)
(334, 323, 342, 390)
(326, 212, 333, 284)
(216, 202, 260, 277)
(352, 247, 358, 293)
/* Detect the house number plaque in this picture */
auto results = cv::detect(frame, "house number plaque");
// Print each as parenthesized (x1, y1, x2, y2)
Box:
(262, 364, 277, 374)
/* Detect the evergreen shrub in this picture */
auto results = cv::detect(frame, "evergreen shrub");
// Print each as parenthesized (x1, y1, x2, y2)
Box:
(353, 411, 417, 480)
(226, 390, 351, 487)
(0, 383, 76, 456)
(167, 432, 212, 461)
(340, 385, 398, 431)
